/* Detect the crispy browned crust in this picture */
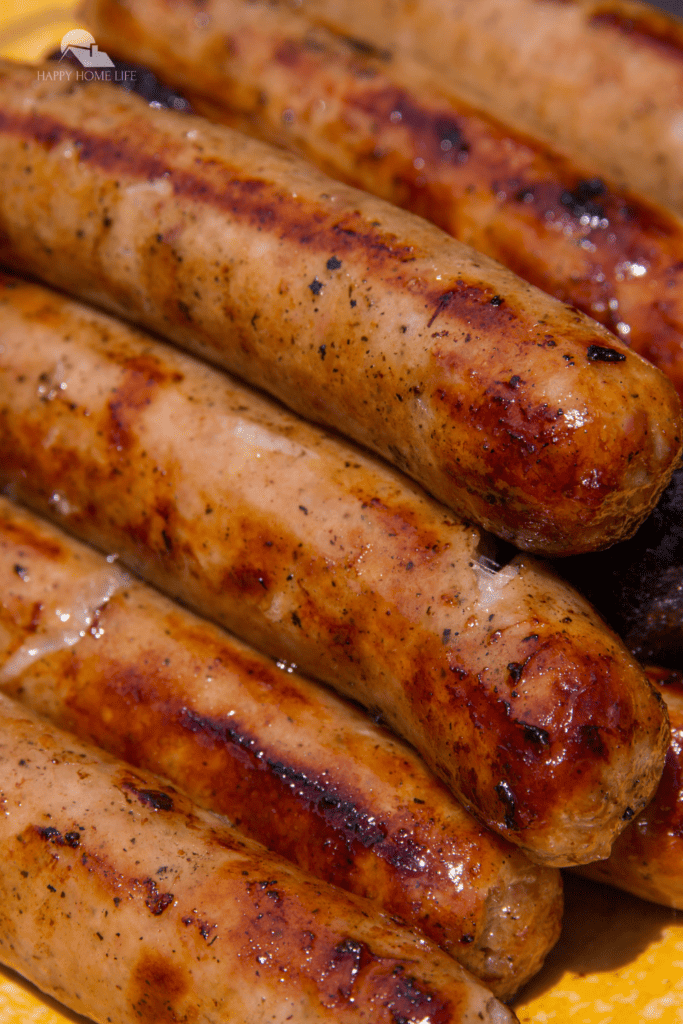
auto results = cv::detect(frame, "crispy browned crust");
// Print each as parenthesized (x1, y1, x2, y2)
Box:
(0, 273, 669, 866)
(578, 666, 683, 909)
(0, 496, 563, 999)
(0, 693, 519, 1024)
(82, 0, 683, 401)
(0, 61, 680, 554)
(255, 0, 683, 216)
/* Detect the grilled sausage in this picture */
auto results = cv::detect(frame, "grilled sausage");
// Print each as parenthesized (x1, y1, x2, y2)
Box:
(0, 692, 519, 1024)
(0, 272, 669, 867)
(0, 62, 680, 554)
(578, 666, 683, 910)
(81, 0, 683, 400)
(0, 495, 563, 998)
(266, 0, 683, 216)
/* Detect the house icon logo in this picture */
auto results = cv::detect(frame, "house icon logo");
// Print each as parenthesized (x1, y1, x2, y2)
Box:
(59, 29, 115, 68)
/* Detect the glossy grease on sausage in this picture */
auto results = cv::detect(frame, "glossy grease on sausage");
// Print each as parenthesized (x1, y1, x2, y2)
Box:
(0, 495, 563, 998)
(82, 0, 683, 399)
(0, 61, 680, 554)
(273, 0, 683, 215)
(0, 693, 518, 1024)
(0, 273, 669, 866)
(578, 666, 683, 910)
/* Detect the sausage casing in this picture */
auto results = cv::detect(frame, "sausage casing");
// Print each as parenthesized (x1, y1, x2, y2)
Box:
(0, 60, 680, 554)
(0, 692, 519, 1024)
(81, 0, 683, 400)
(578, 666, 683, 910)
(274, 0, 683, 216)
(0, 494, 563, 998)
(0, 272, 669, 867)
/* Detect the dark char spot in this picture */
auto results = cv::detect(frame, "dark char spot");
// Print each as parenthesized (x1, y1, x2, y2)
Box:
(587, 344, 626, 363)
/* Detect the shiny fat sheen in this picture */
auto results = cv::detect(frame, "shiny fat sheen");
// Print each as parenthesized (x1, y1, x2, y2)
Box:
(0, 694, 518, 1024)
(0, 496, 563, 999)
(578, 666, 683, 910)
(274, 0, 683, 216)
(82, 0, 683, 400)
(0, 273, 669, 867)
(0, 60, 680, 554)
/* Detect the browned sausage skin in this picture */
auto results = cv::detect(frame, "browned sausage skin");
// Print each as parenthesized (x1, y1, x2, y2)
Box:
(0, 272, 669, 867)
(0, 495, 563, 999)
(0, 693, 519, 1024)
(267, 0, 683, 217)
(578, 666, 683, 909)
(0, 62, 680, 554)
(81, 0, 683, 400)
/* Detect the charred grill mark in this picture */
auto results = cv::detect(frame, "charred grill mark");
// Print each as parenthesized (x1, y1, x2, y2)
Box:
(0, 517, 65, 560)
(346, 85, 470, 165)
(268, 758, 388, 847)
(339, 35, 392, 62)
(340, 72, 679, 260)
(57, 645, 436, 884)
(494, 781, 519, 830)
(179, 706, 402, 854)
(0, 107, 420, 265)
(511, 173, 678, 237)
(424, 279, 514, 333)
(25, 822, 165, 914)
(121, 781, 175, 812)
(589, 7, 683, 62)
(354, 494, 449, 560)
(107, 356, 176, 453)
(319, 935, 454, 1023)
(558, 177, 606, 219)
(373, 963, 453, 1024)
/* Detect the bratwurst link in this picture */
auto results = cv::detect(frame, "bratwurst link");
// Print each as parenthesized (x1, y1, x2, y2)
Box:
(0, 694, 518, 1024)
(280, 0, 683, 216)
(0, 496, 563, 999)
(0, 63, 680, 554)
(577, 666, 683, 911)
(0, 274, 669, 867)
(82, 0, 683, 400)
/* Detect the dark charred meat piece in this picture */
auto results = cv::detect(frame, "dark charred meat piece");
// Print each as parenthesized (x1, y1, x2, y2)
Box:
(559, 460, 683, 668)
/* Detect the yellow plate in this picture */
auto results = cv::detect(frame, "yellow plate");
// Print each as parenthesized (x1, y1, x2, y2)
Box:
(1, 2, 683, 1022)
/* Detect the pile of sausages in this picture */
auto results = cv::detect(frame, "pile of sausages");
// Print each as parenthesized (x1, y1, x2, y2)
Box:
(0, 1, 682, 1020)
